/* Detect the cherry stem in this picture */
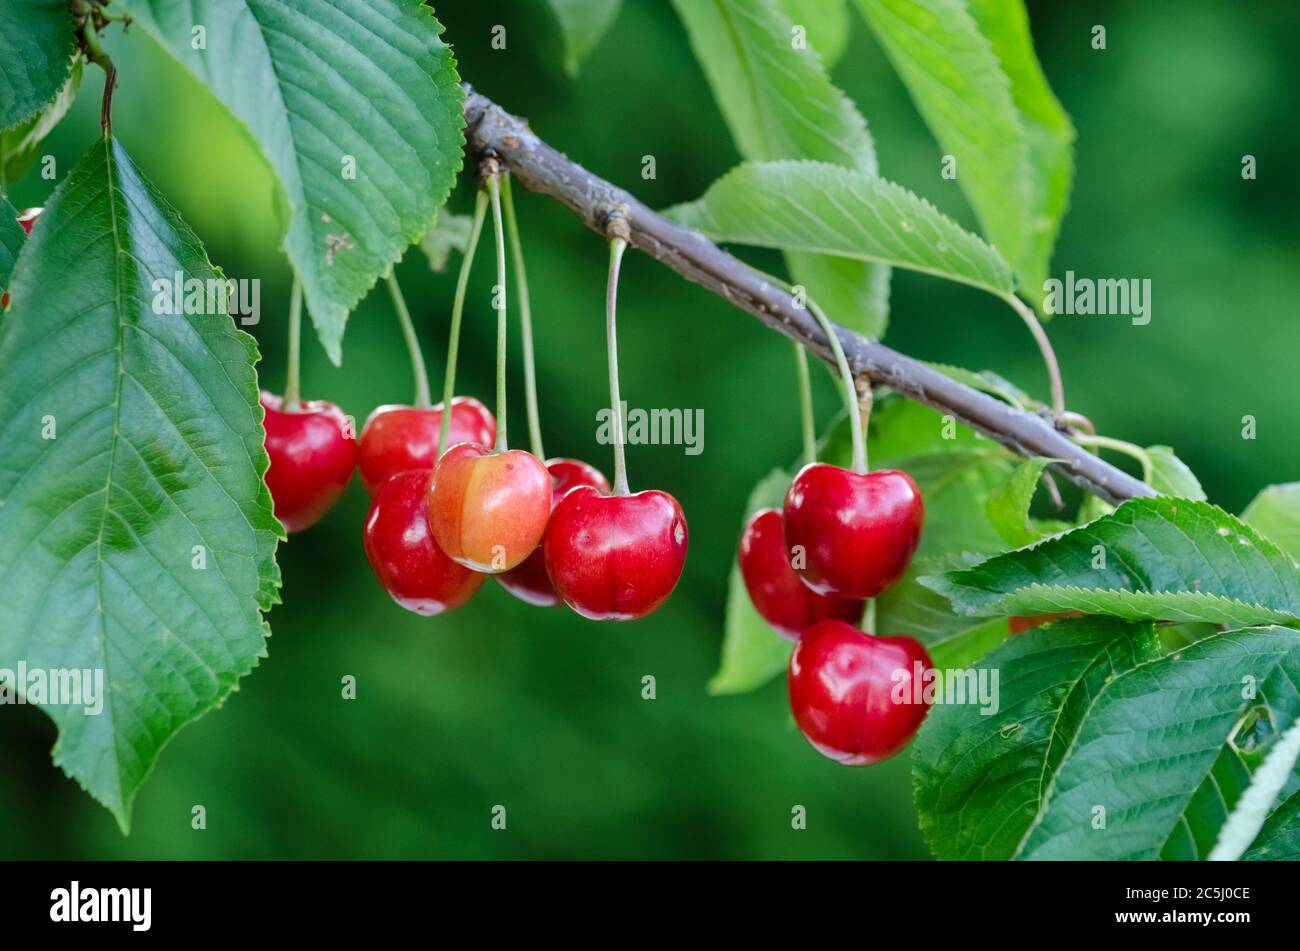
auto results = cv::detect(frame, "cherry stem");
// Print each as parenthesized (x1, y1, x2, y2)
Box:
(385, 271, 431, 409)
(437, 189, 489, 459)
(606, 236, 630, 495)
(1072, 433, 1153, 485)
(1004, 294, 1065, 417)
(793, 342, 816, 467)
(487, 173, 509, 453)
(804, 296, 868, 474)
(283, 275, 303, 410)
(501, 174, 544, 460)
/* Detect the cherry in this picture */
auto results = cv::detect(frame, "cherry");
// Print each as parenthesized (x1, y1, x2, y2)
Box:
(544, 486, 688, 621)
(363, 469, 484, 615)
(497, 458, 611, 606)
(739, 507, 864, 640)
(260, 390, 357, 533)
(16, 207, 41, 234)
(788, 619, 932, 766)
(357, 396, 495, 495)
(425, 443, 552, 572)
(782, 463, 923, 600)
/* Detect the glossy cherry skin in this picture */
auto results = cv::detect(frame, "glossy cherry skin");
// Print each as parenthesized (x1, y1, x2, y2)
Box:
(788, 619, 932, 766)
(496, 458, 611, 606)
(783, 463, 923, 600)
(739, 508, 864, 640)
(426, 443, 552, 572)
(260, 391, 358, 533)
(363, 470, 484, 615)
(544, 486, 688, 621)
(357, 396, 495, 495)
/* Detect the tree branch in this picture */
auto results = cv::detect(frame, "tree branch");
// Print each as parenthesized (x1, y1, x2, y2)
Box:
(463, 90, 1154, 504)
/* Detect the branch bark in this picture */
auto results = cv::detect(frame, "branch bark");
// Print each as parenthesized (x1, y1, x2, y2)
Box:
(463, 90, 1155, 504)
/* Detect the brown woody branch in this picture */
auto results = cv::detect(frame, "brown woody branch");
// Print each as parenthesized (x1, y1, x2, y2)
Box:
(462, 90, 1154, 504)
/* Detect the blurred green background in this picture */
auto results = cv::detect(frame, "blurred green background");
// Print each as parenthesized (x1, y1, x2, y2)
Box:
(2, 0, 1296, 859)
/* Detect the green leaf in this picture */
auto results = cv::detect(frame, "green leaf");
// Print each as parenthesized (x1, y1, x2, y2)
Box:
(1016, 626, 1300, 860)
(1244, 789, 1300, 861)
(966, 0, 1075, 303)
(786, 251, 889, 340)
(1146, 445, 1205, 499)
(926, 616, 1010, 669)
(1242, 483, 1300, 563)
(2, 56, 82, 183)
(777, 0, 850, 68)
(672, 0, 889, 338)
(926, 362, 1037, 410)
(667, 161, 1016, 298)
(709, 468, 796, 694)
(0, 0, 75, 131)
(1209, 718, 1300, 860)
(119, 0, 466, 364)
(0, 194, 24, 292)
(0, 137, 281, 831)
(544, 0, 622, 77)
(854, 0, 1068, 305)
(913, 617, 1162, 860)
(923, 497, 1300, 627)
(985, 457, 1051, 548)
(418, 212, 473, 273)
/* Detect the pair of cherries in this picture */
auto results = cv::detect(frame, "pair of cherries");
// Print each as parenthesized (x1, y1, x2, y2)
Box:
(738, 462, 931, 765)
(261, 393, 688, 621)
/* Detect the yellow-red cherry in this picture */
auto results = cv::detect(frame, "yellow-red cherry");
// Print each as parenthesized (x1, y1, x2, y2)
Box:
(425, 443, 552, 573)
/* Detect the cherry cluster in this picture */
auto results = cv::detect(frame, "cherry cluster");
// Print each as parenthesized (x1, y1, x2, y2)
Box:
(260, 175, 687, 625)
(263, 377, 688, 621)
(739, 444, 932, 765)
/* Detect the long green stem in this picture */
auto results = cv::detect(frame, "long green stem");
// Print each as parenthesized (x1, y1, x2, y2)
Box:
(386, 271, 431, 408)
(501, 175, 544, 459)
(805, 297, 868, 474)
(487, 174, 509, 452)
(793, 342, 816, 467)
(438, 190, 489, 459)
(283, 275, 303, 410)
(1072, 433, 1153, 484)
(1004, 293, 1065, 416)
(606, 237, 630, 495)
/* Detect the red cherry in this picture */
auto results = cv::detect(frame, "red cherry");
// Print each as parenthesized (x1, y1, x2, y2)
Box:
(782, 463, 923, 599)
(497, 458, 611, 606)
(16, 207, 41, 234)
(544, 485, 688, 621)
(788, 619, 932, 766)
(356, 396, 495, 495)
(261, 391, 357, 533)
(363, 470, 484, 615)
(739, 508, 864, 640)
(426, 443, 552, 572)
